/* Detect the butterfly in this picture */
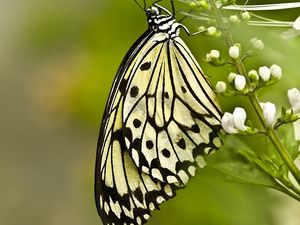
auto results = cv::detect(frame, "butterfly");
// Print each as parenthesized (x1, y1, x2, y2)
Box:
(94, 1, 223, 225)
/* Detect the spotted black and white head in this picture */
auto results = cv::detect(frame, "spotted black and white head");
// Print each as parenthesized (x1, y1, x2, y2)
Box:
(146, 5, 183, 38)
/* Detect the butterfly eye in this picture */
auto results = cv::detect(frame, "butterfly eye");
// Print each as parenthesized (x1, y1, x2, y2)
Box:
(146, 6, 159, 18)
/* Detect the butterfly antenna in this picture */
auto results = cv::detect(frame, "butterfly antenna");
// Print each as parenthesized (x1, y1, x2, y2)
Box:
(134, 0, 145, 11)
(170, 0, 176, 17)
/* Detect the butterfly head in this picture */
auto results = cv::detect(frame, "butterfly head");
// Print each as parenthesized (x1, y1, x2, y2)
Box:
(145, 5, 181, 38)
(146, 6, 160, 19)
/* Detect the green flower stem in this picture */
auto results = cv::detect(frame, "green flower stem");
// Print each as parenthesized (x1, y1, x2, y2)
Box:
(208, 0, 300, 187)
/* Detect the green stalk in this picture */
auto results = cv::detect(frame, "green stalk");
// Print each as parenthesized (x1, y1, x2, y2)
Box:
(208, 0, 300, 186)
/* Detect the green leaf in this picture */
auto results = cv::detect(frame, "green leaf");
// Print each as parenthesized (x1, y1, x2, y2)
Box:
(206, 135, 282, 190)
(278, 124, 300, 159)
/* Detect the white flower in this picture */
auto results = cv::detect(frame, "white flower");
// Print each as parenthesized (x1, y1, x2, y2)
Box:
(258, 66, 271, 81)
(215, 81, 227, 93)
(210, 49, 220, 58)
(229, 15, 241, 24)
(250, 38, 264, 51)
(229, 45, 240, 59)
(234, 75, 246, 91)
(248, 69, 259, 82)
(221, 112, 238, 134)
(205, 53, 212, 62)
(260, 102, 277, 126)
(293, 16, 300, 31)
(232, 107, 247, 131)
(270, 64, 282, 79)
(207, 26, 217, 35)
(241, 11, 250, 21)
(228, 72, 237, 83)
(221, 107, 248, 134)
(288, 88, 300, 113)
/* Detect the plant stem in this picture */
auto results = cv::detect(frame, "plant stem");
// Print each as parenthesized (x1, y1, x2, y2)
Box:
(208, 0, 300, 186)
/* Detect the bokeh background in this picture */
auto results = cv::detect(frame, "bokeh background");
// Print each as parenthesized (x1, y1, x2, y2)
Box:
(1, 0, 300, 224)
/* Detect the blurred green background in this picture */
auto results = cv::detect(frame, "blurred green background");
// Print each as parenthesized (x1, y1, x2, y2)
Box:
(1, 0, 300, 224)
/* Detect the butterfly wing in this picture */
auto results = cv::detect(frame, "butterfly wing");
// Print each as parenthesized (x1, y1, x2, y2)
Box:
(95, 32, 223, 225)
(95, 31, 178, 225)
(123, 35, 222, 186)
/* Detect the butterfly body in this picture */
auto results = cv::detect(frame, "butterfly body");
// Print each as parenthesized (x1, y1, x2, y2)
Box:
(95, 5, 222, 225)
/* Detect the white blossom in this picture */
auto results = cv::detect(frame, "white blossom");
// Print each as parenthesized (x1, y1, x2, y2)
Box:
(229, 45, 240, 59)
(250, 38, 264, 51)
(221, 107, 248, 134)
(232, 107, 247, 131)
(229, 15, 241, 24)
(260, 102, 277, 126)
(210, 49, 220, 58)
(207, 26, 217, 36)
(228, 72, 237, 83)
(248, 69, 259, 82)
(215, 81, 227, 93)
(241, 11, 251, 21)
(258, 66, 271, 81)
(221, 112, 238, 134)
(288, 88, 300, 113)
(234, 75, 246, 91)
(270, 64, 282, 79)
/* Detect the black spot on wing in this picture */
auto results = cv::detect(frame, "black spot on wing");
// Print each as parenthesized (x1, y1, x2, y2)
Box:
(162, 148, 171, 158)
(130, 86, 139, 98)
(133, 119, 142, 128)
(164, 92, 169, 99)
(140, 61, 152, 71)
(191, 124, 200, 133)
(177, 138, 186, 149)
(146, 140, 154, 149)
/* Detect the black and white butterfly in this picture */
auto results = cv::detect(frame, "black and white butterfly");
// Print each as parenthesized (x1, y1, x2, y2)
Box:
(95, 1, 223, 224)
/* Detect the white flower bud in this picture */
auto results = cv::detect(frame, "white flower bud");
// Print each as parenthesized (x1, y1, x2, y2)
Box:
(288, 88, 300, 113)
(205, 53, 212, 62)
(270, 64, 282, 79)
(260, 102, 277, 126)
(234, 75, 246, 91)
(215, 81, 227, 93)
(198, 26, 206, 32)
(232, 107, 247, 131)
(228, 72, 237, 83)
(293, 16, 300, 31)
(221, 112, 238, 134)
(250, 38, 264, 51)
(258, 66, 270, 81)
(248, 69, 259, 82)
(229, 15, 241, 24)
(210, 49, 220, 58)
(229, 45, 240, 59)
(207, 26, 217, 35)
(241, 11, 251, 21)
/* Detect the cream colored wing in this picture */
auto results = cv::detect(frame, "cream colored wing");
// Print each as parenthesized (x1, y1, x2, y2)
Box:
(123, 35, 222, 186)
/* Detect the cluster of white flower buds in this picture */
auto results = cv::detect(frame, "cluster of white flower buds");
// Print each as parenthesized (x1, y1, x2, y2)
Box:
(215, 64, 282, 95)
(229, 11, 251, 24)
(221, 88, 300, 134)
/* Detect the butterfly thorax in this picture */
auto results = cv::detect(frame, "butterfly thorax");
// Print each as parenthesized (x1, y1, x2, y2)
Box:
(146, 6, 181, 39)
